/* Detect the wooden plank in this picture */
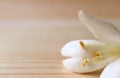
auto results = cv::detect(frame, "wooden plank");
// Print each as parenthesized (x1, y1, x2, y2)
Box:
(0, 0, 119, 78)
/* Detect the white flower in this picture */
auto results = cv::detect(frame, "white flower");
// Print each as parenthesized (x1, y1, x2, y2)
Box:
(61, 11, 120, 78)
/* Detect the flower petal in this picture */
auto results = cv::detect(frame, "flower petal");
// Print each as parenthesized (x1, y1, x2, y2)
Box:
(78, 10, 120, 47)
(63, 57, 116, 73)
(100, 58, 120, 78)
(62, 39, 120, 73)
(61, 40, 103, 57)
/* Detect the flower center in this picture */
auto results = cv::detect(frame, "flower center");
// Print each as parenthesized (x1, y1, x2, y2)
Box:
(92, 51, 102, 60)
(80, 41, 103, 66)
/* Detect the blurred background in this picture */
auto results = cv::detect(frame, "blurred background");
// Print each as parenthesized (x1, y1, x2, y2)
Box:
(0, 0, 120, 59)
(0, 0, 120, 19)
(0, 0, 120, 20)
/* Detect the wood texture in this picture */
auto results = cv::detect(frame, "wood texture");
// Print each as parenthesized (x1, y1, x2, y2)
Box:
(0, 0, 120, 78)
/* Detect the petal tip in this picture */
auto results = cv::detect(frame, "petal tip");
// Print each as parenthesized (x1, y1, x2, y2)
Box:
(78, 10, 83, 15)
(78, 10, 84, 18)
(61, 46, 66, 56)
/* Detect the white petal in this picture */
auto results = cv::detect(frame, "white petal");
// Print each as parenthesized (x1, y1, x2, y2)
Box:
(61, 40, 120, 73)
(78, 10, 120, 47)
(61, 40, 102, 57)
(100, 58, 120, 78)
(63, 57, 116, 73)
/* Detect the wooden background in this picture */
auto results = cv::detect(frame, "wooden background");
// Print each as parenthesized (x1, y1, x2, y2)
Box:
(0, 0, 120, 78)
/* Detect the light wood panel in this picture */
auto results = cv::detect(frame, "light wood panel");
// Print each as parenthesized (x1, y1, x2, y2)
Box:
(0, 0, 120, 78)
(0, 0, 120, 19)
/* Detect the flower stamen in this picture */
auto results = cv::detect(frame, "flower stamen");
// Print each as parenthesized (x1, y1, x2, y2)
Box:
(92, 51, 102, 60)
(82, 58, 90, 66)
(80, 41, 86, 49)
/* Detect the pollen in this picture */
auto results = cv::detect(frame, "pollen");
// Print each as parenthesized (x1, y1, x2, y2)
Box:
(80, 41, 86, 49)
(92, 51, 102, 60)
(82, 58, 90, 66)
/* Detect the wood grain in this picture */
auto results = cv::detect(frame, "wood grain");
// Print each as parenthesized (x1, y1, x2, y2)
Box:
(0, 0, 120, 78)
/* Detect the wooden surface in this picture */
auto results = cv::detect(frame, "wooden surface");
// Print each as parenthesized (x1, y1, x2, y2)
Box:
(0, 0, 120, 78)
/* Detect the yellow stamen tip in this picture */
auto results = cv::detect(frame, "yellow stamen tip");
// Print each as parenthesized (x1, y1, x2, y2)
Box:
(92, 51, 102, 60)
(82, 58, 90, 66)
(80, 41, 86, 49)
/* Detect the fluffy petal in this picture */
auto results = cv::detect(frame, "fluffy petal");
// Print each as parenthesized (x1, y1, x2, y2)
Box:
(100, 58, 120, 78)
(78, 10, 120, 47)
(61, 40, 103, 57)
(63, 57, 116, 73)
